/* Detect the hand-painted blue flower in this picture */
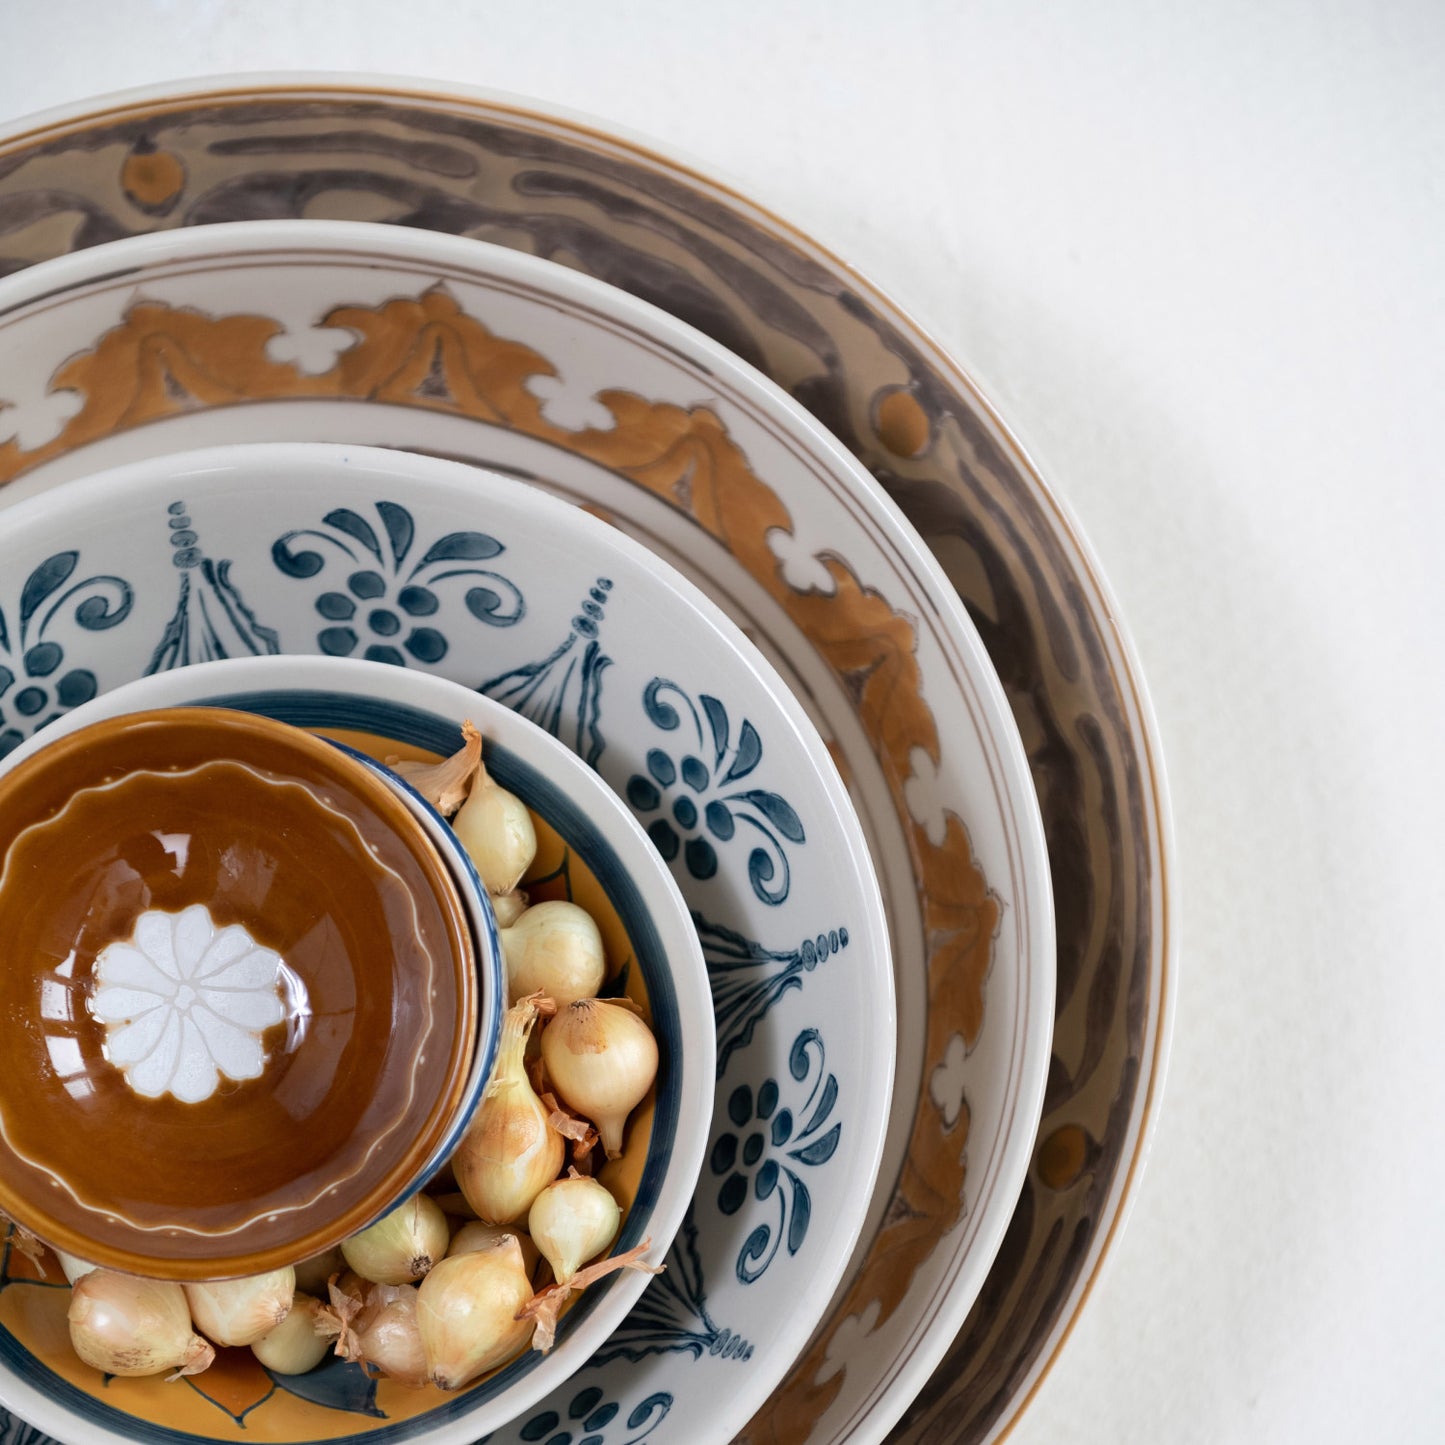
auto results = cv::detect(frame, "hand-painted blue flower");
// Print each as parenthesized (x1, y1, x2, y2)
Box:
(625, 681, 804, 905)
(517, 1385, 672, 1445)
(0, 551, 130, 756)
(272, 500, 523, 667)
(707, 1029, 840, 1283)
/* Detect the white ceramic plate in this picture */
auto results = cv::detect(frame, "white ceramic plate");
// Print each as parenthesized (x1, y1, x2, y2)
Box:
(0, 443, 889, 1445)
(0, 222, 1053, 1445)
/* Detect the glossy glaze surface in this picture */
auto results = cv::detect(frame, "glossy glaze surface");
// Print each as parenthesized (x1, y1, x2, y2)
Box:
(0, 708, 477, 1278)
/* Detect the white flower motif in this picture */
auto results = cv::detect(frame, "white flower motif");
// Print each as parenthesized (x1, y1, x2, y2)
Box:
(524, 371, 617, 432)
(90, 905, 285, 1105)
(766, 525, 838, 596)
(903, 745, 948, 848)
(929, 1031, 970, 1130)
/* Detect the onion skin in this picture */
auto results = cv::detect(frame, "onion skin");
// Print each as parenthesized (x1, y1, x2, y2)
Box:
(416, 1238, 534, 1389)
(448, 1219, 541, 1278)
(251, 1293, 330, 1375)
(185, 1268, 295, 1348)
(501, 902, 606, 1008)
(453, 767, 536, 895)
(540, 1000, 659, 1157)
(355, 1283, 429, 1388)
(453, 996, 564, 1223)
(68, 1271, 215, 1379)
(341, 1193, 450, 1285)
(528, 1175, 621, 1284)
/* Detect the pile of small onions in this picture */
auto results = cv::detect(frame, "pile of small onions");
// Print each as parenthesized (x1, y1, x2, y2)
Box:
(42, 723, 663, 1393)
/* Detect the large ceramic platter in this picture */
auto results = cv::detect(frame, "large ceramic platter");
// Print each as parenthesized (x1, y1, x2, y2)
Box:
(0, 218, 1053, 1444)
(0, 76, 1170, 1445)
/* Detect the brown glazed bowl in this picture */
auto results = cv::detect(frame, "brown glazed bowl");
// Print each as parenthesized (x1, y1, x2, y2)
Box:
(0, 707, 479, 1280)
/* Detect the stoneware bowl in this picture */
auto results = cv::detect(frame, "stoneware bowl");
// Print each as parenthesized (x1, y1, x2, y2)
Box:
(0, 705, 486, 1281)
(0, 654, 717, 1445)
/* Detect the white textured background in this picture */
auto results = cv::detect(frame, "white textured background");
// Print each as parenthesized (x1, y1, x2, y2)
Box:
(2, 2, 1443, 1441)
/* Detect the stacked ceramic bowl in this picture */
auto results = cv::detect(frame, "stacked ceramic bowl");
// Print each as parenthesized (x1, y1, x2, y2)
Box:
(0, 79, 1172, 1445)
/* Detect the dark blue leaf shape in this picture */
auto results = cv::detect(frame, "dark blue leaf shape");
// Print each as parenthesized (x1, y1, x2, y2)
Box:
(465, 583, 521, 624)
(15, 688, 45, 716)
(520, 1410, 559, 1440)
(721, 719, 762, 783)
(672, 796, 698, 829)
(705, 801, 735, 840)
(791, 1121, 841, 1166)
(718, 1172, 748, 1215)
(685, 837, 718, 879)
(627, 775, 660, 812)
(20, 552, 77, 629)
(419, 530, 504, 565)
(803, 1073, 839, 1137)
(322, 507, 383, 563)
(748, 847, 782, 903)
(570, 1386, 605, 1419)
(647, 819, 679, 861)
(0, 665, 13, 697)
(72, 581, 133, 632)
(404, 627, 447, 663)
(316, 590, 355, 620)
(398, 584, 438, 616)
(770, 1109, 793, 1147)
(738, 1225, 771, 1280)
(681, 755, 709, 792)
(728, 1084, 753, 1125)
(790, 1029, 823, 1081)
(349, 569, 386, 599)
(376, 501, 414, 568)
(364, 643, 406, 666)
(700, 694, 729, 767)
(318, 626, 357, 656)
(266, 1356, 384, 1417)
(584, 1400, 619, 1429)
(23, 642, 61, 677)
(786, 1173, 812, 1254)
(56, 671, 96, 707)
(627, 1395, 674, 1433)
(756, 1079, 779, 1117)
(732, 789, 805, 842)
(710, 1135, 738, 1173)
(647, 749, 675, 787)
(755, 1158, 779, 1200)
(271, 532, 328, 578)
(642, 678, 681, 731)
(0, 730, 21, 758)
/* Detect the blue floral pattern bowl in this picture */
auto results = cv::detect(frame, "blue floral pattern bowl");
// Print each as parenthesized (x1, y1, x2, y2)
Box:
(0, 442, 891, 1445)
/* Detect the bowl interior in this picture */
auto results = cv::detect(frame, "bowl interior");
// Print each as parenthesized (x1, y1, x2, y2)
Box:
(0, 706, 478, 1281)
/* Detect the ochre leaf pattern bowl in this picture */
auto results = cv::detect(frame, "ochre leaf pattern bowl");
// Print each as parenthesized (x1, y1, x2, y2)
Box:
(0, 74, 1171, 1444)
(0, 212, 1054, 1443)
(0, 705, 485, 1281)
(0, 442, 881, 1445)
(0, 219, 1055, 1445)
